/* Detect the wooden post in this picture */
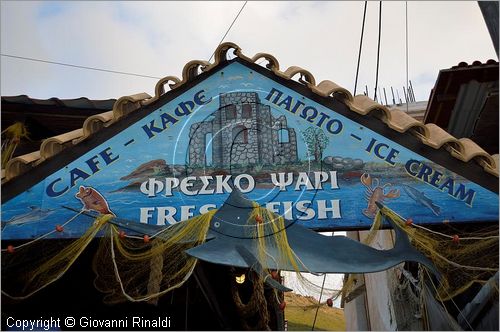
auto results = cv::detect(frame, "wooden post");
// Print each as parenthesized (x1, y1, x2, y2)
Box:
(478, 1, 499, 58)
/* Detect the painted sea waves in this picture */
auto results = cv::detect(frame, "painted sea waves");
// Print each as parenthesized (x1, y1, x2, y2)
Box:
(2, 158, 496, 240)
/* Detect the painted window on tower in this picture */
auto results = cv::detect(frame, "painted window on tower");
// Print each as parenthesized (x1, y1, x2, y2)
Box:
(226, 105, 236, 120)
(242, 104, 252, 119)
(278, 128, 290, 143)
(233, 125, 248, 144)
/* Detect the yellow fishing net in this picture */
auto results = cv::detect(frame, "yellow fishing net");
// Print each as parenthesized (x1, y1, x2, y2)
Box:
(1, 203, 497, 309)
(377, 205, 499, 301)
(338, 206, 498, 306)
(93, 210, 215, 303)
(2, 215, 112, 300)
(249, 203, 302, 274)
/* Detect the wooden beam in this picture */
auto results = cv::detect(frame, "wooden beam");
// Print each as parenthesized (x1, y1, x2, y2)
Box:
(192, 264, 231, 329)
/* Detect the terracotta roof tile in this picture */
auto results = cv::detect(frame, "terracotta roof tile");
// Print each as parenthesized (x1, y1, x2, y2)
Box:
(37, 129, 84, 165)
(5, 151, 41, 181)
(80, 111, 114, 141)
(2, 42, 498, 181)
(310, 80, 352, 100)
(385, 109, 429, 135)
(488, 155, 500, 176)
(346, 95, 392, 123)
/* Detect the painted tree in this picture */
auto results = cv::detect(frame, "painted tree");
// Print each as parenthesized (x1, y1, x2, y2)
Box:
(303, 127, 329, 162)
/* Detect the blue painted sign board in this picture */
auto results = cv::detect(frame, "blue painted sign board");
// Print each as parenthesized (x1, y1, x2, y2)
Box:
(2, 61, 498, 239)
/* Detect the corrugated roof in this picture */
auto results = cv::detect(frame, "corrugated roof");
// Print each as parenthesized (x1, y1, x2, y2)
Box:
(1, 95, 116, 110)
(425, 60, 498, 121)
(1, 42, 498, 182)
(423, 59, 499, 155)
(450, 59, 498, 69)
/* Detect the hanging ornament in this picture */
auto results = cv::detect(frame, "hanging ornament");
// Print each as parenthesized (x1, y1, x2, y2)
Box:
(255, 215, 263, 224)
(452, 234, 460, 243)
(143, 235, 150, 243)
(55, 225, 64, 232)
(119, 231, 126, 239)
(326, 298, 333, 307)
(279, 301, 286, 310)
(7, 245, 15, 253)
(405, 218, 413, 226)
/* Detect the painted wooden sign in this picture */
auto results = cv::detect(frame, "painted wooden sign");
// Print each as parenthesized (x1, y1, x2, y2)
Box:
(2, 61, 498, 239)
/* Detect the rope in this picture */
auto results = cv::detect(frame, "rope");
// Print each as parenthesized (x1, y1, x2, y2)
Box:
(231, 272, 270, 330)
(353, 1, 368, 96)
(2, 214, 109, 300)
(1, 210, 83, 251)
(147, 239, 165, 306)
(418, 268, 429, 329)
(109, 225, 197, 302)
(411, 223, 499, 241)
(429, 251, 497, 272)
(377, 208, 498, 272)
(377, 204, 499, 242)
(111, 222, 177, 240)
(424, 269, 474, 330)
(373, 1, 382, 101)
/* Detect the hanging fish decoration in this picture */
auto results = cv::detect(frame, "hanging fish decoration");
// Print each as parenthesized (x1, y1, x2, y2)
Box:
(185, 189, 439, 279)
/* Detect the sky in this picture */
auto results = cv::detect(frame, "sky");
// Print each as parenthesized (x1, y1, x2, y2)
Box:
(0, 1, 497, 102)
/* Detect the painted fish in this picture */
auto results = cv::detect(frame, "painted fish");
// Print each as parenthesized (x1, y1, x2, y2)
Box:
(1, 206, 55, 229)
(402, 184, 441, 216)
(75, 186, 115, 216)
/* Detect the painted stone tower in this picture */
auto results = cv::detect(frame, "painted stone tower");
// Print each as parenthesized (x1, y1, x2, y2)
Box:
(189, 92, 298, 167)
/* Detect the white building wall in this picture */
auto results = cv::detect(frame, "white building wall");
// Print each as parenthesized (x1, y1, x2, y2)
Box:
(344, 229, 425, 330)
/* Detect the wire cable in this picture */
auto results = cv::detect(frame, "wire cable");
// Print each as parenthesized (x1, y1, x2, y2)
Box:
(208, 1, 247, 62)
(3, 0, 247, 81)
(311, 231, 335, 331)
(1, 53, 162, 79)
(1, 210, 83, 252)
(353, 1, 368, 96)
(405, 1, 409, 111)
(311, 272, 327, 331)
(373, 1, 382, 101)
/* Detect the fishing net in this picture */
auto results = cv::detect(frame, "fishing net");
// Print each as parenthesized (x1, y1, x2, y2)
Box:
(337, 206, 498, 308)
(249, 202, 302, 274)
(1, 214, 112, 300)
(1, 202, 497, 313)
(378, 205, 499, 301)
(93, 210, 215, 303)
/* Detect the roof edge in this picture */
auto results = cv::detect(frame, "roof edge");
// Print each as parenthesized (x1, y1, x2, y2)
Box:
(1, 42, 498, 184)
